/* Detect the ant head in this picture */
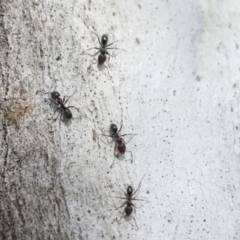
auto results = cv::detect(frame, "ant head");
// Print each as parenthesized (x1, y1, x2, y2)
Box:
(101, 34, 108, 45)
(110, 123, 118, 135)
(127, 186, 133, 196)
(51, 91, 60, 100)
(98, 53, 106, 65)
(64, 108, 72, 120)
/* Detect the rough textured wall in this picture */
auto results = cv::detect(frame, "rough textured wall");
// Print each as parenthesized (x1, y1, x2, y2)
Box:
(0, 0, 240, 239)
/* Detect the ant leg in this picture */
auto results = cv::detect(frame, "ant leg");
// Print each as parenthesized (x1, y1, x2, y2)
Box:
(63, 95, 74, 105)
(81, 47, 100, 54)
(106, 47, 126, 60)
(100, 134, 113, 137)
(105, 47, 121, 50)
(91, 32, 102, 46)
(63, 90, 78, 105)
(116, 201, 127, 209)
(110, 144, 117, 168)
(116, 184, 128, 198)
(97, 36, 101, 46)
(105, 40, 119, 47)
(132, 216, 139, 230)
(132, 205, 139, 230)
(102, 61, 112, 79)
(118, 124, 123, 134)
(116, 215, 125, 223)
(105, 47, 125, 52)
(53, 109, 62, 121)
(121, 133, 138, 137)
(68, 106, 87, 119)
(87, 63, 92, 73)
(87, 58, 98, 73)
(110, 156, 116, 168)
(67, 106, 78, 110)
(132, 175, 146, 197)
(109, 196, 130, 200)
(63, 96, 70, 105)
(122, 134, 138, 146)
(101, 56, 111, 79)
(121, 136, 137, 148)
(125, 150, 133, 163)
(90, 50, 100, 57)
(36, 90, 50, 95)
(118, 114, 123, 133)
(106, 51, 111, 62)
(106, 66, 112, 79)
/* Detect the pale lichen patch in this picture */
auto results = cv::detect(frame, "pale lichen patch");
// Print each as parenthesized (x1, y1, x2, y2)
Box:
(0, 87, 34, 129)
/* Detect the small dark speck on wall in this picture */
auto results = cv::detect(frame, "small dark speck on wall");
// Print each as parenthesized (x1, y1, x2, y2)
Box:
(196, 76, 201, 81)
(135, 38, 140, 44)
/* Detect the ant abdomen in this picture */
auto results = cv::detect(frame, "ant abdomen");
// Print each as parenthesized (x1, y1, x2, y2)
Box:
(64, 108, 72, 120)
(98, 53, 107, 66)
(125, 203, 133, 216)
(117, 141, 126, 155)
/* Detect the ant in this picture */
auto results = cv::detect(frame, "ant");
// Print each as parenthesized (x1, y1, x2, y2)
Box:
(50, 91, 74, 121)
(102, 121, 137, 168)
(37, 90, 80, 122)
(114, 175, 146, 230)
(94, 34, 118, 66)
(82, 33, 121, 77)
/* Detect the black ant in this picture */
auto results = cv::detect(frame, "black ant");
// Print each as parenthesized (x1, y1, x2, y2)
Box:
(37, 90, 80, 122)
(95, 34, 118, 66)
(114, 175, 146, 230)
(50, 91, 74, 121)
(102, 121, 137, 168)
(82, 33, 121, 77)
